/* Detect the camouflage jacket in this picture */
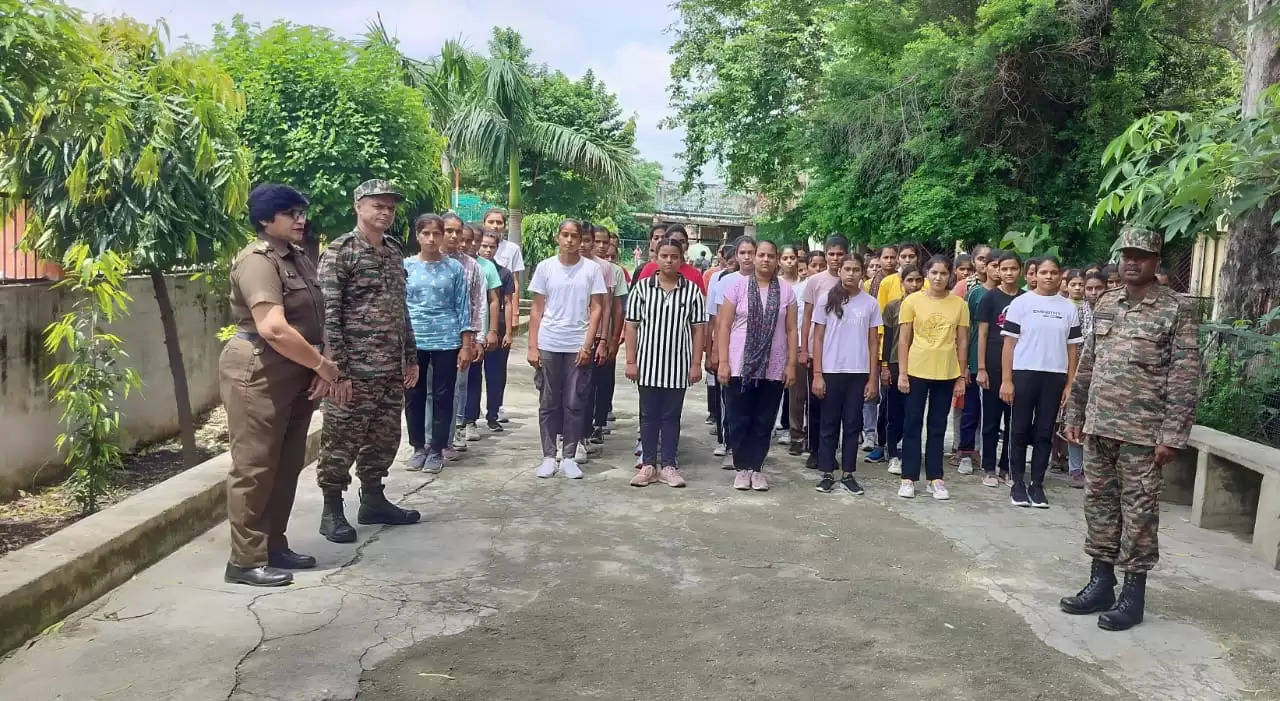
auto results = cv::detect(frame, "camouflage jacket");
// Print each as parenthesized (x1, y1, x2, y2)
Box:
(1064, 285, 1199, 448)
(318, 229, 416, 379)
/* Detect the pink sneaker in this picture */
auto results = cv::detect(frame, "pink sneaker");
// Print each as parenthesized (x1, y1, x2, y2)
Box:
(733, 471, 751, 490)
(631, 465, 658, 487)
(442, 447, 461, 461)
(659, 466, 686, 488)
(750, 471, 769, 491)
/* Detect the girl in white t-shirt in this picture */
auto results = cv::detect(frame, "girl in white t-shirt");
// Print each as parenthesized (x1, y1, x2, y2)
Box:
(999, 256, 1082, 509)
(810, 257, 883, 495)
(527, 219, 608, 479)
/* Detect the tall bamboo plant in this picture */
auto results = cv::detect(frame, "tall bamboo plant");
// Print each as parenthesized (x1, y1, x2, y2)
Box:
(44, 245, 142, 514)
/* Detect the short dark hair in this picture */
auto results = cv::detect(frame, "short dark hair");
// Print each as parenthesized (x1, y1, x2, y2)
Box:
(1036, 255, 1063, 271)
(665, 223, 689, 238)
(482, 207, 506, 224)
(414, 213, 444, 232)
(996, 251, 1023, 266)
(824, 234, 849, 250)
(248, 184, 308, 233)
(650, 223, 667, 234)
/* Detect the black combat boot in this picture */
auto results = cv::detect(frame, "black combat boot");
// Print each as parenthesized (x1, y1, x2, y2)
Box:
(357, 483, 421, 526)
(319, 492, 357, 543)
(1098, 571, 1146, 631)
(1060, 559, 1116, 615)
(224, 563, 292, 587)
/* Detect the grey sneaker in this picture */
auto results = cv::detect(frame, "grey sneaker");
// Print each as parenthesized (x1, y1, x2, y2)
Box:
(407, 448, 427, 471)
(423, 451, 445, 474)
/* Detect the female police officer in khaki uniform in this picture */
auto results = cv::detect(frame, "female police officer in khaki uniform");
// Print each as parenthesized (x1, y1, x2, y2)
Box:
(220, 184, 341, 587)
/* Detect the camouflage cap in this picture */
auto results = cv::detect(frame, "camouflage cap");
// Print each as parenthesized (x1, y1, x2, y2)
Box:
(1116, 225, 1162, 254)
(353, 179, 404, 203)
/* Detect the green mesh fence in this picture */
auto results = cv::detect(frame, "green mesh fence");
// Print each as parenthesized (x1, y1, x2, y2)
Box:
(452, 193, 500, 223)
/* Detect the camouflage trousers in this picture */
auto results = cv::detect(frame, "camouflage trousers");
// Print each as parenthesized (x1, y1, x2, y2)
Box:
(1083, 435, 1162, 573)
(317, 374, 403, 493)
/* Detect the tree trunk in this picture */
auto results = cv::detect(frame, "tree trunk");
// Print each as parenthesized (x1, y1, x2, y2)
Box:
(150, 270, 199, 467)
(508, 148, 524, 250)
(1218, 0, 1280, 321)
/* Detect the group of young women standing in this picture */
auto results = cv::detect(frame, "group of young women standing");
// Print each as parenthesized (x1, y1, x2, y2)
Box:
(523, 222, 1098, 512)
(402, 209, 521, 473)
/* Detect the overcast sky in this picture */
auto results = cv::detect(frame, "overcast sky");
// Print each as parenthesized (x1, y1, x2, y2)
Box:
(67, 0, 686, 180)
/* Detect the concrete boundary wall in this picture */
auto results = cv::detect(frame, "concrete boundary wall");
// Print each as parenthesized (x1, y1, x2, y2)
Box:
(0, 414, 322, 655)
(0, 275, 227, 499)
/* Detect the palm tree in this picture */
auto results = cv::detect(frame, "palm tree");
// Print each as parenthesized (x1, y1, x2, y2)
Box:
(450, 28, 635, 247)
(366, 23, 635, 248)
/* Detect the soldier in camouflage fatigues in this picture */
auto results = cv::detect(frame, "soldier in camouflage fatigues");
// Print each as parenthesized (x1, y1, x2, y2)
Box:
(1059, 225, 1199, 631)
(315, 179, 422, 543)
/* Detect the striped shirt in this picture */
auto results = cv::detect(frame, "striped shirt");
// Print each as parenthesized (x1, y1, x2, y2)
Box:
(625, 275, 706, 388)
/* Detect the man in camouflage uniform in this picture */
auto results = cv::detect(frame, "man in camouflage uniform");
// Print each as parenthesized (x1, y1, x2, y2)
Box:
(315, 179, 421, 543)
(1059, 226, 1199, 630)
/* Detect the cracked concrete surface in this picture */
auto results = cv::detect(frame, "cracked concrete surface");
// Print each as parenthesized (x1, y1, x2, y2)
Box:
(2, 338, 1278, 700)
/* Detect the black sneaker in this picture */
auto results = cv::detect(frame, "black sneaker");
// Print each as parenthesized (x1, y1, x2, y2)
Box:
(487, 419, 504, 432)
(1010, 481, 1030, 507)
(806, 454, 819, 470)
(816, 474, 836, 492)
(788, 442, 804, 456)
(1028, 482, 1050, 508)
(589, 427, 604, 444)
(840, 474, 865, 495)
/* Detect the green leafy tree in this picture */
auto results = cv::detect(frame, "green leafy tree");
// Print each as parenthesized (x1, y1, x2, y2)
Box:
(43, 245, 142, 514)
(211, 17, 449, 240)
(1092, 1, 1280, 320)
(0, 0, 87, 135)
(2, 15, 251, 467)
(667, 0, 1242, 256)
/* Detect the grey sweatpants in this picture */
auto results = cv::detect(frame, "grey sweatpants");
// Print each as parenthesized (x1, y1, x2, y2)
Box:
(535, 351, 590, 458)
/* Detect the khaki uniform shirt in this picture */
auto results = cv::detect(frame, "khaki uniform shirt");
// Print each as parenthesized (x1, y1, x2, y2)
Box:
(318, 229, 416, 379)
(229, 237, 323, 345)
(1064, 285, 1199, 448)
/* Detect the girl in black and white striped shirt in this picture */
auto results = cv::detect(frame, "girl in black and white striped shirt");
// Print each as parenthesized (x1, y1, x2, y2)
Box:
(624, 239, 707, 488)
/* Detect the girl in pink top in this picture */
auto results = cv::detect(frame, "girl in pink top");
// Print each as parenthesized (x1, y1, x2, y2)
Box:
(716, 240, 797, 492)
(811, 257, 883, 494)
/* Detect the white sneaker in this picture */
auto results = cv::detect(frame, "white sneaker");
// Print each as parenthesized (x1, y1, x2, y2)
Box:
(498, 408, 510, 423)
(574, 444, 589, 463)
(929, 479, 951, 500)
(898, 481, 916, 498)
(536, 458, 557, 478)
(721, 452, 735, 469)
(561, 459, 584, 479)
(713, 443, 727, 457)
(634, 439, 642, 457)
(957, 456, 974, 475)
(465, 423, 481, 441)
(887, 457, 902, 475)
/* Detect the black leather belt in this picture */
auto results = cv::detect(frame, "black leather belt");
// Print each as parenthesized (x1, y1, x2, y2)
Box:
(234, 331, 322, 351)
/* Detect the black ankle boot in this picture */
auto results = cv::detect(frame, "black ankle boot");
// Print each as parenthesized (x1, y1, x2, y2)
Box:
(1060, 559, 1116, 615)
(1098, 571, 1146, 631)
(268, 548, 317, 569)
(319, 492, 357, 543)
(357, 483, 420, 526)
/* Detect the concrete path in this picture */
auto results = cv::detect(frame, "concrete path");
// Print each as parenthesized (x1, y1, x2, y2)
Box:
(2, 339, 1278, 700)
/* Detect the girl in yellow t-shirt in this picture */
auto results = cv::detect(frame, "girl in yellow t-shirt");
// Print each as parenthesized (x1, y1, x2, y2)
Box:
(896, 255, 970, 500)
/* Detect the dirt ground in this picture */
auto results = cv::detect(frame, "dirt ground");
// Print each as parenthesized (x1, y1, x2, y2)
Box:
(0, 405, 228, 555)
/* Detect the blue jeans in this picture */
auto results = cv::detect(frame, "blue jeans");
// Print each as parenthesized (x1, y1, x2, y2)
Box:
(902, 376, 954, 481)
